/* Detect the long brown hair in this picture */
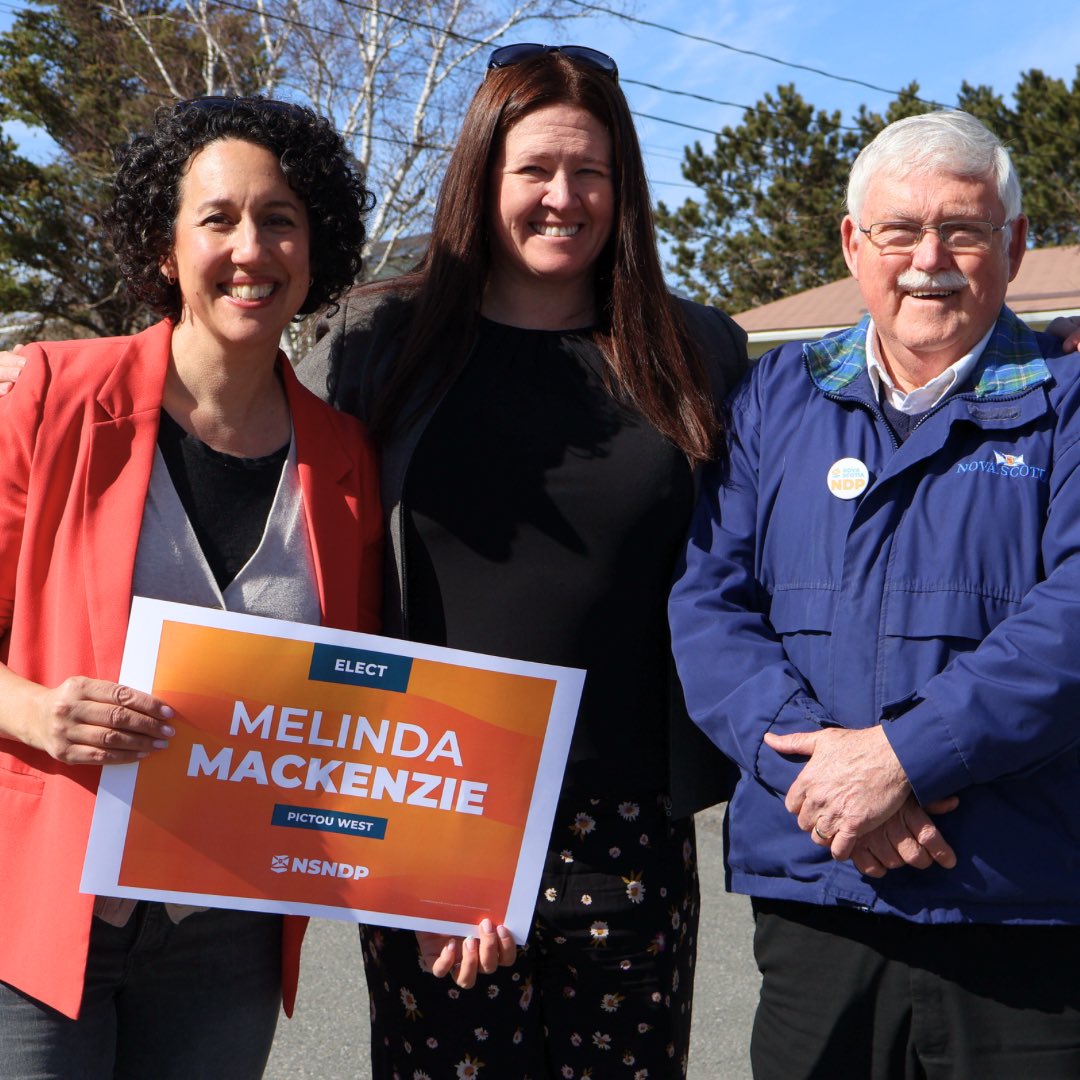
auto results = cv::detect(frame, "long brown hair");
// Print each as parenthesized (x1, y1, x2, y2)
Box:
(368, 52, 720, 462)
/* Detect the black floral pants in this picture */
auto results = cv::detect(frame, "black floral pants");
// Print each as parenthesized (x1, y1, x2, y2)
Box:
(362, 792, 699, 1079)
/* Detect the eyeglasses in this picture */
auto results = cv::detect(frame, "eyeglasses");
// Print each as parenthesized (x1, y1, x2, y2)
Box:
(858, 220, 1010, 254)
(487, 44, 618, 82)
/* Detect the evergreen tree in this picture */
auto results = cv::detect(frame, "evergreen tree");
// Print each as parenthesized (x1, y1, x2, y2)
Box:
(960, 70, 1080, 248)
(0, 0, 627, 337)
(657, 71, 1080, 312)
(654, 84, 890, 312)
(0, 0, 267, 337)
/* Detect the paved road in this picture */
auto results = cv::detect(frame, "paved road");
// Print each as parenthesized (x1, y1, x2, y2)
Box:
(265, 804, 760, 1079)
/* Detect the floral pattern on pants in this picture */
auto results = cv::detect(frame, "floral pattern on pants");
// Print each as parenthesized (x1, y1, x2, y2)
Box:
(362, 793, 698, 1079)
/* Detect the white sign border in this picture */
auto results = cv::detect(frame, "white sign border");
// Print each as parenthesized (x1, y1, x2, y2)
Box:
(81, 596, 584, 942)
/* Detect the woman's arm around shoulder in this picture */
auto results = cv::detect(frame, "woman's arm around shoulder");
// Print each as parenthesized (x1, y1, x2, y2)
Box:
(0, 343, 26, 396)
(295, 287, 414, 420)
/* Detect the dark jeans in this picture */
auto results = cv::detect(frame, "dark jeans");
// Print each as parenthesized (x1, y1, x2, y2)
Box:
(0, 904, 283, 1080)
(750, 897, 1080, 1080)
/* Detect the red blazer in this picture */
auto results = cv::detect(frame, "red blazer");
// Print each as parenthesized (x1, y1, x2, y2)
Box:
(0, 320, 382, 1019)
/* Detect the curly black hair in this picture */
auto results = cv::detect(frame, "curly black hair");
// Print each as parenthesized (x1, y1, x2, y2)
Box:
(106, 95, 374, 319)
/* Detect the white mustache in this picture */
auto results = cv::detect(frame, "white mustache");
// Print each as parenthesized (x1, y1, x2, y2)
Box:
(896, 268, 968, 291)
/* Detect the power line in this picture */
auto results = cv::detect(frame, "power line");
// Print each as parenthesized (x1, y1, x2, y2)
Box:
(564, 0, 949, 109)
(0, 0, 936, 150)
(632, 112, 725, 137)
(2, 0, 722, 150)
(184, 0, 890, 140)
(651, 178, 703, 190)
(126, 84, 457, 153)
(0, 0, 951, 122)
(621, 77, 865, 133)
(643, 147, 691, 162)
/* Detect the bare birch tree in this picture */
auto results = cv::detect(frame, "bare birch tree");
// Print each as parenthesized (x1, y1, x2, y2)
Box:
(106, 0, 610, 277)
(1, 0, 616, 337)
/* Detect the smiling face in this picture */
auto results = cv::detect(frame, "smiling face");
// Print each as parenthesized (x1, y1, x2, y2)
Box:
(162, 138, 310, 358)
(841, 169, 1027, 389)
(486, 103, 614, 322)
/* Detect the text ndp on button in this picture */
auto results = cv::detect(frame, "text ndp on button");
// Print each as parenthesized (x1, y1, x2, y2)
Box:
(827, 457, 869, 501)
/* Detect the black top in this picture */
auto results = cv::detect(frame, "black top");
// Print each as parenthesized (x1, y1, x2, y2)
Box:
(157, 409, 289, 590)
(403, 319, 694, 794)
(879, 390, 930, 444)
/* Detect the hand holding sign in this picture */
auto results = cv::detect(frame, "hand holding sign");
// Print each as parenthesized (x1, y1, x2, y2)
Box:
(417, 919, 517, 988)
(4, 673, 175, 766)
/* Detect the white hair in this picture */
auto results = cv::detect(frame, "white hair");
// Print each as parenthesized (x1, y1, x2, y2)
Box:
(847, 110, 1021, 223)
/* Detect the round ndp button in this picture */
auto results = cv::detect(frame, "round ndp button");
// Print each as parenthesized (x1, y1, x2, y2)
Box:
(826, 457, 870, 500)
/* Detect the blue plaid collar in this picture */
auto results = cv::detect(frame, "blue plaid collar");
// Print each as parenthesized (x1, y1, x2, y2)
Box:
(804, 307, 1051, 400)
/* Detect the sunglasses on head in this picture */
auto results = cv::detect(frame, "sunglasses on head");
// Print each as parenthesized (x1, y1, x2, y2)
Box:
(176, 95, 307, 117)
(487, 44, 618, 83)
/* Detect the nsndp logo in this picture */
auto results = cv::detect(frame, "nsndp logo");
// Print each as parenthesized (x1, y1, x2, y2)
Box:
(270, 854, 369, 879)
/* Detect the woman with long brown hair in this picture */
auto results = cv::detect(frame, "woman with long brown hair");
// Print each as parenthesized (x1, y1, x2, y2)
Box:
(300, 45, 747, 1077)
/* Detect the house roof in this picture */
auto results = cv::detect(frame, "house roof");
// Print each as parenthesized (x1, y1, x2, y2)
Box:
(731, 244, 1080, 338)
(364, 233, 430, 280)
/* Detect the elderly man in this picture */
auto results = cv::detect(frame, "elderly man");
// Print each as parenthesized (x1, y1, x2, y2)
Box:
(669, 110, 1080, 1079)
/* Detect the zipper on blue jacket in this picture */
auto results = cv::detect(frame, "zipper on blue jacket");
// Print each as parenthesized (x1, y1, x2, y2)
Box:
(817, 389, 900, 451)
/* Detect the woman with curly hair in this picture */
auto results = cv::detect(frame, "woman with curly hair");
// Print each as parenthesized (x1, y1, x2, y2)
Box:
(0, 96, 383, 1079)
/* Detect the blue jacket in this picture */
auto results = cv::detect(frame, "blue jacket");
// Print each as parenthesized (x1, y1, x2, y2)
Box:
(669, 307, 1080, 924)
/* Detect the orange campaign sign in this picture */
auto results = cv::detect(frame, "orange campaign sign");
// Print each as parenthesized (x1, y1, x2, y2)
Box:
(81, 598, 584, 941)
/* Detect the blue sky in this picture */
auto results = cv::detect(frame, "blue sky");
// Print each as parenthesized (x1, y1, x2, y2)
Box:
(3, 0, 1079, 204)
(573, 0, 1080, 203)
